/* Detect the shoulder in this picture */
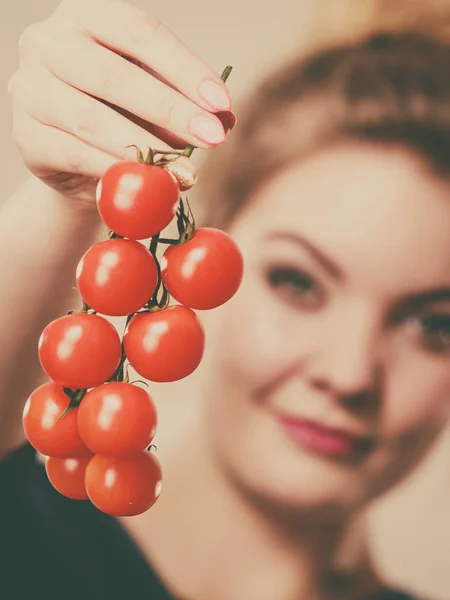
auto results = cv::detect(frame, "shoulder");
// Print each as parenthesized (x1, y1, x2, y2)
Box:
(366, 589, 434, 600)
(0, 444, 170, 599)
(0, 441, 41, 496)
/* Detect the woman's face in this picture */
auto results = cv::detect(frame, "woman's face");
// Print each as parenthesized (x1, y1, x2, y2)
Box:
(201, 142, 450, 513)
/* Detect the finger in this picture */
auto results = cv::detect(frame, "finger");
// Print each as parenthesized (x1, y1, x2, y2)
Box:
(14, 112, 118, 180)
(105, 103, 188, 150)
(12, 66, 173, 160)
(144, 111, 237, 148)
(58, 0, 232, 113)
(42, 35, 227, 150)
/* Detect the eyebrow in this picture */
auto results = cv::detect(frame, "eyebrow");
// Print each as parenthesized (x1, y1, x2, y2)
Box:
(265, 231, 343, 279)
(265, 232, 450, 306)
(402, 288, 450, 309)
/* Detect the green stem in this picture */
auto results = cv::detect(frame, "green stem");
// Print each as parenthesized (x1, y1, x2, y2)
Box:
(149, 233, 160, 255)
(73, 389, 87, 403)
(147, 233, 170, 309)
(153, 150, 188, 157)
(109, 312, 135, 383)
(157, 237, 180, 245)
(220, 65, 233, 82)
(64, 64, 233, 385)
(111, 353, 127, 382)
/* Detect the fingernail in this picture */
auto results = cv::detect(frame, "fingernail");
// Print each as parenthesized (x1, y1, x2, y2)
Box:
(188, 114, 226, 145)
(216, 111, 237, 133)
(198, 79, 231, 111)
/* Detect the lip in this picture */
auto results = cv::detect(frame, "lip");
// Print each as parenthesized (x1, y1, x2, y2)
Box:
(277, 415, 373, 458)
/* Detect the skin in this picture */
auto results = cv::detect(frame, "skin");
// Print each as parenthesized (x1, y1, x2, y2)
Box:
(1, 0, 230, 455)
(205, 142, 450, 511)
(3, 1, 450, 598)
(122, 142, 450, 600)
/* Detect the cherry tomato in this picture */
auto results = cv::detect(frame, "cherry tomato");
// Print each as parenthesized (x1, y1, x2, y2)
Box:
(161, 228, 244, 310)
(124, 306, 204, 382)
(23, 382, 89, 458)
(78, 382, 157, 457)
(76, 239, 158, 316)
(85, 452, 162, 516)
(45, 454, 92, 500)
(96, 161, 180, 240)
(39, 313, 122, 389)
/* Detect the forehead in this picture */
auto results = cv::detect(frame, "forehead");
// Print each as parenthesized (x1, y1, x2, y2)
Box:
(232, 142, 450, 291)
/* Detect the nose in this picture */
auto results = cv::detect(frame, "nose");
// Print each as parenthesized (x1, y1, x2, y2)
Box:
(306, 307, 382, 401)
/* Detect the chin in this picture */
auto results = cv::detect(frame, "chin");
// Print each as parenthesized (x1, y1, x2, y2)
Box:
(241, 450, 367, 516)
(214, 410, 372, 516)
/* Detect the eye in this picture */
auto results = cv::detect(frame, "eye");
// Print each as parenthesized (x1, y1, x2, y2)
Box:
(407, 314, 450, 354)
(266, 266, 324, 309)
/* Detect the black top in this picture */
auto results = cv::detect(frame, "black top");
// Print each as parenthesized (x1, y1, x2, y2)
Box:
(0, 443, 423, 600)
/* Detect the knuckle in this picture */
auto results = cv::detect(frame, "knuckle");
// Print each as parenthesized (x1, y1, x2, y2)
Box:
(6, 72, 20, 98)
(18, 24, 43, 57)
(99, 59, 125, 97)
(124, 9, 162, 53)
(11, 112, 24, 146)
(72, 105, 98, 139)
(6, 70, 32, 104)
(12, 114, 34, 159)
(156, 95, 179, 130)
(7, 68, 41, 108)
(13, 130, 28, 158)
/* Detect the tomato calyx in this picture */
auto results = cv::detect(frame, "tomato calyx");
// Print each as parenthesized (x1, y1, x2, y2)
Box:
(27, 65, 237, 516)
(106, 230, 123, 240)
(157, 198, 196, 247)
(126, 144, 190, 167)
(59, 387, 87, 420)
(59, 300, 107, 417)
(143, 233, 171, 312)
(67, 300, 97, 316)
(176, 198, 196, 243)
(129, 379, 150, 388)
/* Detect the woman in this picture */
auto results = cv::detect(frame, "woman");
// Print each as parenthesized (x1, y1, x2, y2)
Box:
(1, 1, 449, 599)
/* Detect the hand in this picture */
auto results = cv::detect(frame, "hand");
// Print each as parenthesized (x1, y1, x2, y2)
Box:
(8, 0, 234, 203)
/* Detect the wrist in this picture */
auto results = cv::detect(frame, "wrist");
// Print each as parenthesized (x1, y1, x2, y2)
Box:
(0, 176, 104, 267)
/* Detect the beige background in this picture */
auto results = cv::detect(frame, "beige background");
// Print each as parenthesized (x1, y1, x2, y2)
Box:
(1, 1, 449, 598)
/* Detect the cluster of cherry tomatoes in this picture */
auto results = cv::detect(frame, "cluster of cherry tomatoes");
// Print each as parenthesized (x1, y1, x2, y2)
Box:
(23, 149, 243, 516)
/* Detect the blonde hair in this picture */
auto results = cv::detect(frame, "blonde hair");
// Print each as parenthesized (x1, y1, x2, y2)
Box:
(195, 0, 450, 228)
(313, 0, 450, 49)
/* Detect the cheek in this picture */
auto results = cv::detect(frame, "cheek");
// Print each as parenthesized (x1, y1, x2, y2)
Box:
(213, 272, 298, 389)
(383, 357, 450, 436)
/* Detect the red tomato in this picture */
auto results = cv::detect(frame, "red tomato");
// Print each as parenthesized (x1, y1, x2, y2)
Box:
(161, 228, 244, 310)
(76, 239, 158, 316)
(96, 161, 180, 239)
(123, 306, 204, 382)
(23, 382, 89, 458)
(85, 452, 162, 516)
(45, 454, 92, 500)
(78, 382, 157, 457)
(39, 313, 122, 389)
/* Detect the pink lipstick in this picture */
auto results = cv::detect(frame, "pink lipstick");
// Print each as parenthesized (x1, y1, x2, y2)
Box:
(278, 416, 370, 458)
